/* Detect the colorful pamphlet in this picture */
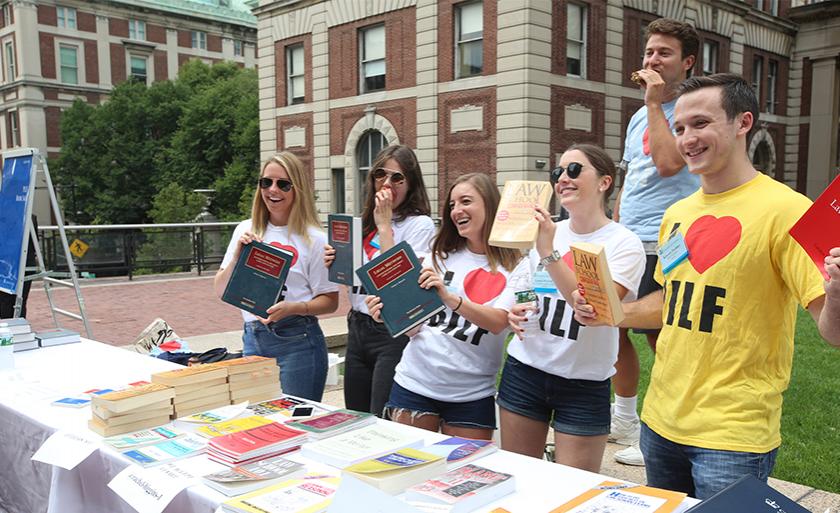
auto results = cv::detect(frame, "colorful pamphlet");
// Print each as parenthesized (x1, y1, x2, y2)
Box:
(328, 214, 363, 286)
(550, 480, 686, 513)
(246, 396, 308, 416)
(221, 241, 296, 317)
(421, 437, 498, 468)
(121, 433, 207, 467)
(789, 173, 840, 280)
(104, 426, 184, 451)
(488, 180, 553, 250)
(405, 464, 515, 513)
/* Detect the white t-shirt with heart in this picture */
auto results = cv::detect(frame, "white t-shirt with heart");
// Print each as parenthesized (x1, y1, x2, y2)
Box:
(222, 220, 339, 322)
(393, 249, 528, 402)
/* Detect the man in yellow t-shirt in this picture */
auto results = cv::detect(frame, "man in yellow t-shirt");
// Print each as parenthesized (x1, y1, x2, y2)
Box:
(572, 73, 840, 499)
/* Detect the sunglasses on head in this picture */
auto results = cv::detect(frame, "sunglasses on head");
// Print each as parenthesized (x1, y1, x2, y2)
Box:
(258, 177, 294, 192)
(372, 168, 406, 185)
(550, 162, 584, 184)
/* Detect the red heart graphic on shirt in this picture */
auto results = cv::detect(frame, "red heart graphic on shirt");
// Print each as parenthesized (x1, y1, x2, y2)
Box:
(463, 268, 507, 305)
(643, 127, 650, 156)
(562, 251, 575, 271)
(268, 242, 299, 267)
(684, 215, 742, 274)
(363, 230, 378, 259)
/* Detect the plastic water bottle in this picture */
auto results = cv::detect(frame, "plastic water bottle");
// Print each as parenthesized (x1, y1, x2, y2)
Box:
(515, 290, 540, 339)
(0, 324, 14, 370)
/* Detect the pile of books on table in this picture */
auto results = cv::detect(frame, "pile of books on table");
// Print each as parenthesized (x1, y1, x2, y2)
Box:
(36, 327, 81, 347)
(89, 383, 175, 436)
(207, 420, 308, 467)
(151, 364, 230, 418)
(284, 408, 376, 440)
(211, 355, 281, 404)
(0, 318, 37, 351)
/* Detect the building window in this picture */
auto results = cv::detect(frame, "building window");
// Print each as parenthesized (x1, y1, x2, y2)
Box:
(4, 41, 14, 80)
(234, 39, 243, 57)
(129, 20, 145, 41)
(191, 31, 207, 50)
(767, 59, 778, 114)
(130, 55, 147, 84)
(59, 45, 78, 84)
(751, 56, 763, 101)
(56, 6, 76, 29)
(286, 44, 304, 104)
(359, 25, 385, 93)
(566, 3, 587, 77)
(455, 1, 483, 79)
(702, 40, 718, 75)
(2, 4, 10, 26)
(332, 168, 345, 214)
(9, 110, 19, 146)
(356, 129, 386, 212)
(769, 0, 779, 16)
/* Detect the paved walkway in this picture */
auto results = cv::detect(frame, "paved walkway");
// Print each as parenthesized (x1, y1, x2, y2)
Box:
(16, 273, 840, 510)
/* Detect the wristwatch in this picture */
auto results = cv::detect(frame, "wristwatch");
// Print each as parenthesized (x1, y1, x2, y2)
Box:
(540, 250, 562, 267)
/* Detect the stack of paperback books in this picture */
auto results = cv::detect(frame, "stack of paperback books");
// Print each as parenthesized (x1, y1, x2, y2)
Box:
(197, 416, 276, 438)
(284, 408, 376, 440)
(0, 318, 37, 351)
(343, 447, 445, 495)
(211, 356, 281, 404)
(35, 327, 81, 347)
(206, 421, 308, 467)
(151, 364, 230, 418)
(299, 424, 425, 469)
(202, 455, 306, 496)
(246, 396, 309, 417)
(220, 476, 341, 513)
(404, 464, 516, 513)
(89, 383, 176, 436)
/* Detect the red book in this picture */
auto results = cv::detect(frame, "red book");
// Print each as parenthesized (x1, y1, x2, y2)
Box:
(789, 174, 840, 280)
(209, 422, 307, 461)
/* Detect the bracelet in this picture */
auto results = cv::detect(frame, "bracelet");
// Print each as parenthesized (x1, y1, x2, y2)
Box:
(452, 296, 464, 312)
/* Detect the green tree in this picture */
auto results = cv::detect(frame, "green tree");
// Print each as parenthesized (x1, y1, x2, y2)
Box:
(147, 183, 206, 223)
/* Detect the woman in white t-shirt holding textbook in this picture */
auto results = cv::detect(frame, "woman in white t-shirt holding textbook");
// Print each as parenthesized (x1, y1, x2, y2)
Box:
(499, 144, 645, 472)
(324, 144, 435, 418)
(215, 152, 339, 402)
(367, 173, 526, 441)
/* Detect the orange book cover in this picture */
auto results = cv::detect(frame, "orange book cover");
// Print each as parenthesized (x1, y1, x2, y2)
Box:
(789, 173, 840, 280)
(550, 480, 686, 513)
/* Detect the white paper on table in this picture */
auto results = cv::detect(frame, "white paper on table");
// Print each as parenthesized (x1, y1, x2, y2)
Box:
(178, 402, 249, 423)
(31, 430, 100, 470)
(107, 461, 199, 513)
(327, 476, 422, 513)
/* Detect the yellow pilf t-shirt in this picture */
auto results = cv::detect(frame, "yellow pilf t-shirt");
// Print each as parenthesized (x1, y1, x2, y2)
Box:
(642, 174, 825, 453)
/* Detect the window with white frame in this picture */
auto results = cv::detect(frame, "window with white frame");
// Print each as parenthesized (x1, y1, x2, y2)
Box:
(2, 4, 10, 26)
(234, 39, 243, 57)
(191, 30, 207, 50)
(59, 44, 78, 84)
(751, 56, 762, 101)
(9, 110, 19, 146)
(767, 59, 778, 114)
(566, 3, 587, 77)
(356, 130, 386, 213)
(702, 40, 718, 75)
(286, 44, 304, 104)
(359, 25, 385, 93)
(56, 6, 76, 29)
(5, 41, 15, 80)
(130, 55, 147, 84)
(129, 19, 146, 41)
(455, 1, 482, 79)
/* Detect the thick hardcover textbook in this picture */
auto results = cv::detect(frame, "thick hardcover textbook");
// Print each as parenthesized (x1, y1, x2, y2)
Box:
(328, 214, 363, 286)
(550, 480, 686, 513)
(685, 474, 809, 513)
(488, 180, 553, 250)
(222, 241, 295, 317)
(789, 173, 840, 280)
(570, 242, 625, 326)
(355, 241, 446, 337)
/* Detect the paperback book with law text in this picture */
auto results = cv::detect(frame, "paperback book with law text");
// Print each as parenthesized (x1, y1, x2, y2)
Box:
(488, 180, 553, 250)
(789, 173, 840, 280)
(570, 242, 625, 326)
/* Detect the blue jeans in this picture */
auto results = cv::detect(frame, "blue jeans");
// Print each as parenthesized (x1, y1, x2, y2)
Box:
(242, 315, 328, 402)
(640, 422, 778, 499)
(386, 382, 497, 430)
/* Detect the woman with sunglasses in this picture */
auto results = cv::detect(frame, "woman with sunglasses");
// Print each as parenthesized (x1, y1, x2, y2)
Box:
(498, 144, 645, 471)
(324, 144, 434, 417)
(366, 173, 526, 440)
(215, 152, 339, 402)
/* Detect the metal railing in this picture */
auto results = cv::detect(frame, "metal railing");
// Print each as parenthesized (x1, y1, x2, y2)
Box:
(37, 222, 239, 279)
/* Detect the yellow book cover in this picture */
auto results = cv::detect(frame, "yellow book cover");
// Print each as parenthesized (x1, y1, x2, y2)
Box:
(197, 415, 275, 438)
(550, 480, 686, 513)
(151, 364, 228, 386)
(223, 476, 341, 513)
(570, 242, 625, 326)
(344, 448, 442, 474)
(488, 180, 553, 250)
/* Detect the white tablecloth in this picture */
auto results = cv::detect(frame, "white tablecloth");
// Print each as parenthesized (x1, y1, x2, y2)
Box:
(0, 339, 698, 513)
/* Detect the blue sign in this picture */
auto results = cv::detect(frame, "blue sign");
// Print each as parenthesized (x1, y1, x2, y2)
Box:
(0, 153, 35, 295)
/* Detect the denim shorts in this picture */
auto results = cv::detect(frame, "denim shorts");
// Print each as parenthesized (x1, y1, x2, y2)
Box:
(497, 355, 611, 436)
(640, 423, 779, 500)
(385, 382, 497, 430)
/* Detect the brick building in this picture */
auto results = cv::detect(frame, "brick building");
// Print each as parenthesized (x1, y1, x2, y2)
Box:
(253, 0, 840, 218)
(0, 0, 257, 220)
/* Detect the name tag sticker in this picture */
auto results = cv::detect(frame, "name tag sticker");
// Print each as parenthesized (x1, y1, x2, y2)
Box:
(658, 231, 689, 274)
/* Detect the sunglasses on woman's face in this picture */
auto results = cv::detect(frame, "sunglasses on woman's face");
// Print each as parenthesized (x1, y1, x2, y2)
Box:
(258, 177, 294, 192)
(372, 168, 406, 185)
(550, 162, 584, 184)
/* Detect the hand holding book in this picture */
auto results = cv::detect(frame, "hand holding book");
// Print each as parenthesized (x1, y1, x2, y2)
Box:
(323, 243, 335, 268)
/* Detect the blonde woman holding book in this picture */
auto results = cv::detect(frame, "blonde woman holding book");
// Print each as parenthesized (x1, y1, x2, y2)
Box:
(324, 145, 435, 418)
(499, 144, 645, 472)
(367, 173, 527, 440)
(215, 152, 338, 402)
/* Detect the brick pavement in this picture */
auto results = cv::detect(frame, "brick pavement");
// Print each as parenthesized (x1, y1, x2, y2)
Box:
(22, 273, 351, 346)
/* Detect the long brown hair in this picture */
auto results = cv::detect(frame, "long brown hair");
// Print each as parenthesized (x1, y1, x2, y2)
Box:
(432, 173, 521, 274)
(564, 143, 616, 211)
(361, 144, 431, 237)
(250, 152, 321, 243)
